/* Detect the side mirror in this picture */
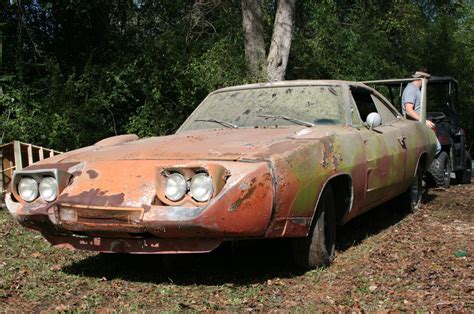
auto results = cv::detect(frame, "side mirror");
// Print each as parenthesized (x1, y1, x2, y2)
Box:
(366, 112, 382, 129)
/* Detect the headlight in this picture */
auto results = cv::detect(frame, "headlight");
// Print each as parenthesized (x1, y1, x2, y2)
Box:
(190, 173, 213, 202)
(39, 177, 58, 202)
(164, 173, 187, 201)
(18, 177, 39, 202)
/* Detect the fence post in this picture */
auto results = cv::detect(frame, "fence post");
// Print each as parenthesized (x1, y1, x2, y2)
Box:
(14, 140, 22, 171)
(27, 144, 33, 166)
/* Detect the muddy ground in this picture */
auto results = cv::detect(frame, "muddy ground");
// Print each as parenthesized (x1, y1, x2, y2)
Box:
(0, 184, 472, 311)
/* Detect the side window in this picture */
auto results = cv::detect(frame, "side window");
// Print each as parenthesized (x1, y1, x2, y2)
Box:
(351, 88, 377, 123)
(371, 95, 398, 124)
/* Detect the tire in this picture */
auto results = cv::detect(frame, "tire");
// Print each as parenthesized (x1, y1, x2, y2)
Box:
(408, 164, 423, 212)
(456, 151, 472, 184)
(428, 151, 451, 188)
(292, 185, 336, 269)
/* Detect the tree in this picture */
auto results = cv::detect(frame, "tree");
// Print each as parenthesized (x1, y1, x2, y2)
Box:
(241, 0, 265, 78)
(0, 0, 472, 150)
(241, 0, 295, 81)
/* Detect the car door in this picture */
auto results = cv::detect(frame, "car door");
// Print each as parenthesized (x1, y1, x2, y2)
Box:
(370, 92, 409, 188)
(350, 86, 408, 209)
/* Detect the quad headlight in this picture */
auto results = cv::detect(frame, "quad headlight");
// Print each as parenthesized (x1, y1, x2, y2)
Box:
(39, 177, 58, 202)
(18, 177, 39, 202)
(164, 173, 187, 201)
(13, 169, 70, 203)
(190, 173, 213, 202)
(162, 170, 215, 203)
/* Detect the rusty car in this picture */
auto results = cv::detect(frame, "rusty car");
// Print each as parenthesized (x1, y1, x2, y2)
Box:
(5, 80, 437, 269)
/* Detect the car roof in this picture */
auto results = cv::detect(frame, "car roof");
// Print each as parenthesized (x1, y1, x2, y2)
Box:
(213, 80, 367, 93)
(363, 76, 458, 87)
(428, 76, 459, 85)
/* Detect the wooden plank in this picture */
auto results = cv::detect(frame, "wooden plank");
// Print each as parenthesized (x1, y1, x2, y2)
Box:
(13, 140, 22, 171)
(39, 147, 44, 161)
(27, 144, 33, 165)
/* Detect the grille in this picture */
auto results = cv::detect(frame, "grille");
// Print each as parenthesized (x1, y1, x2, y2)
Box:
(59, 203, 143, 225)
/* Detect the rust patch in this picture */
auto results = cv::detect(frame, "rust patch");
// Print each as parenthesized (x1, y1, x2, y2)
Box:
(59, 189, 125, 207)
(86, 170, 99, 179)
(321, 139, 334, 169)
(332, 154, 340, 169)
(229, 185, 256, 212)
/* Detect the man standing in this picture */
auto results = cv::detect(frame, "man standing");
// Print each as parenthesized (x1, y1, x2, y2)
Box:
(402, 70, 441, 155)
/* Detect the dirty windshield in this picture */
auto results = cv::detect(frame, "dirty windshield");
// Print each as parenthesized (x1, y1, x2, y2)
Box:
(178, 85, 344, 131)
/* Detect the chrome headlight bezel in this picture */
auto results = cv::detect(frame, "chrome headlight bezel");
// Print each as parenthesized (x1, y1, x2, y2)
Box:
(189, 173, 214, 202)
(164, 172, 187, 201)
(12, 169, 71, 203)
(158, 165, 227, 206)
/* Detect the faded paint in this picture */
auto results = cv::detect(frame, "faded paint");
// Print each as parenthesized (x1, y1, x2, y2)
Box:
(5, 80, 436, 254)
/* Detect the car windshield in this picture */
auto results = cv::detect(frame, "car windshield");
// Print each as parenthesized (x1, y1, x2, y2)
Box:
(178, 85, 345, 132)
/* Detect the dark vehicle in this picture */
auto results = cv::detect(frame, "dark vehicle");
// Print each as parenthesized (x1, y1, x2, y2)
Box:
(425, 77, 471, 187)
(364, 76, 472, 187)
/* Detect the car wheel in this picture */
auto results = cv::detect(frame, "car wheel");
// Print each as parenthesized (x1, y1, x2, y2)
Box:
(292, 185, 336, 269)
(428, 151, 451, 188)
(456, 151, 472, 184)
(392, 164, 423, 213)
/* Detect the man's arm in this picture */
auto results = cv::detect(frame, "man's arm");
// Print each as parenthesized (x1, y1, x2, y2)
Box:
(405, 102, 434, 128)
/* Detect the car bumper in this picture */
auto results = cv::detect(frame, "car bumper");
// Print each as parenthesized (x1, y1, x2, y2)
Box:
(5, 160, 274, 253)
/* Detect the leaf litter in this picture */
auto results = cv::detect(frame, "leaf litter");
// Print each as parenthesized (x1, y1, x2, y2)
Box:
(0, 184, 472, 311)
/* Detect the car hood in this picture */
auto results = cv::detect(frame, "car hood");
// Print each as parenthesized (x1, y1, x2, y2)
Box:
(35, 126, 346, 165)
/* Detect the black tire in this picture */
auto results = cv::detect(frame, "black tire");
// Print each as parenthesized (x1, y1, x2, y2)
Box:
(292, 185, 336, 269)
(456, 151, 472, 184)
(428, 151, 451, 188)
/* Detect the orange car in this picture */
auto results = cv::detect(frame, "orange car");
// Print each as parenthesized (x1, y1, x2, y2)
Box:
(5, 80, 436, 269)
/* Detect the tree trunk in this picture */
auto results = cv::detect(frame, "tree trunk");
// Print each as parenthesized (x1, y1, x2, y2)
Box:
(266, 0, 295, 81)
(241, 0, 266, 78)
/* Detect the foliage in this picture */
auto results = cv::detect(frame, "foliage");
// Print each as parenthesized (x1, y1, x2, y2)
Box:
(0, 0, 473, 151)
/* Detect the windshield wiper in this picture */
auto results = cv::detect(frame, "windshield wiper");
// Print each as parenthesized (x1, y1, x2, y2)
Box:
(195, 119, 239, 129)
(257, 114, 315, 127)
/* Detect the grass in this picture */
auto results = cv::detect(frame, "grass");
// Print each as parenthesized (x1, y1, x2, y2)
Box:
(1, 184, 473, 311)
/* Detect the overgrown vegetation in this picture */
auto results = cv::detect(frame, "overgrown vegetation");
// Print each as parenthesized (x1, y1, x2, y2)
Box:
(0, 0, 473, 151)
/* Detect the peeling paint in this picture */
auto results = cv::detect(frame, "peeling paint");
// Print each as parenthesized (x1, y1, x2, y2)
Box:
(86, 170, 99, 179)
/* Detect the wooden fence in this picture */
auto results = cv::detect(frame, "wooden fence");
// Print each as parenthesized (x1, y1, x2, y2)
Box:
(0, 141, 62, 205)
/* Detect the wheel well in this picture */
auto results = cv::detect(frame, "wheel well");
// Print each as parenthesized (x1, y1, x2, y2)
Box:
(417, 153, 428, 174)
(326, 175, 353, 224)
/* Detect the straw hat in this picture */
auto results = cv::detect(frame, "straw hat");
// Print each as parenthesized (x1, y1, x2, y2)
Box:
(412, 71, 431, 79)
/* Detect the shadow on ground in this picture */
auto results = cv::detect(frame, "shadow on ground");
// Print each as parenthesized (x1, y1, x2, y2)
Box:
(63, 238, 303, 285)
(63, 190, 438, 285)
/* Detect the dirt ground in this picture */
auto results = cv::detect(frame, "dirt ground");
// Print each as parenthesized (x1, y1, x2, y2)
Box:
(0, 184, 473, 311)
